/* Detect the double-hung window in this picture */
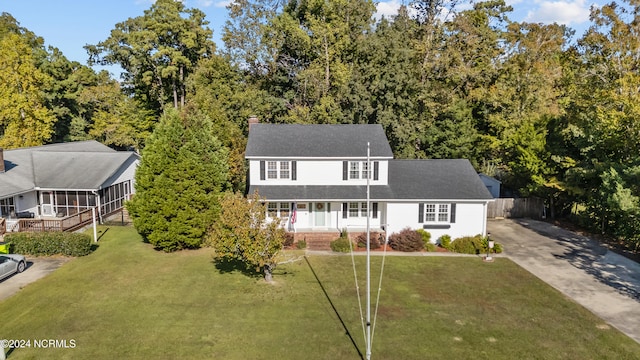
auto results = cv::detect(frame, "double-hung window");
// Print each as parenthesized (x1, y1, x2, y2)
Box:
(267, 161, 278, 179)
(362, 162, 370, 179)
(345, 161, 377, 180)
(343, 202, 378, 219)
(422, 203, 450, 223)
(267, 202, 290, 218)
(266, 161, 291, 179)
(349, 202, 359, 217)
(349, 162, 360, 179)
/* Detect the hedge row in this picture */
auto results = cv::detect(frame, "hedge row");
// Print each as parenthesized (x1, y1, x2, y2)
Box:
(5, 232, 93, 256)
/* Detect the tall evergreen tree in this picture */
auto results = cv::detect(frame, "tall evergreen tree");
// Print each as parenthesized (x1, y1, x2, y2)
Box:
(127, 109, 229, 251)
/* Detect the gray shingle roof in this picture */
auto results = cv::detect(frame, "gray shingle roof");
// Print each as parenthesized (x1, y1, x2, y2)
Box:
(387, 159, 492, 200)
(249, 159, 492, 201)
(245, 124, 394, 158)
(247, 185, 394, 201)
(0, 141, 138, 198)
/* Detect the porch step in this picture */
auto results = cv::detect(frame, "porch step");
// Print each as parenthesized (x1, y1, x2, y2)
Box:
(292, 231, 340, 251)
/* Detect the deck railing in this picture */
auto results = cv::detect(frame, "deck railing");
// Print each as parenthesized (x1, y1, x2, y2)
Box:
(17, 208, 96, 233)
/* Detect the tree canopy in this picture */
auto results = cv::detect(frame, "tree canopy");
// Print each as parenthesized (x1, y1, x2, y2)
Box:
(4, 0, 640, 251)
(86, 0, 215, 114)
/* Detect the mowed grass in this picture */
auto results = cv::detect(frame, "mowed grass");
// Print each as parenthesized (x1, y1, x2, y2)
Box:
(2, 226, 639, 360)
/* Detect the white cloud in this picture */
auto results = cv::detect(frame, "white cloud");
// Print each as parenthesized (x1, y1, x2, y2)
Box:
(213, 0, 231, 8)
(524, 0, 591, 26)
(375, 0, 402, 20)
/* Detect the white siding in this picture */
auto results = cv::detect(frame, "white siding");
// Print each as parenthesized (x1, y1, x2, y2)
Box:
(386, 202, 487, 242)
(249, 159, 389, 186)
(16, 192, 38, 216)
(103, 157, 139, 192)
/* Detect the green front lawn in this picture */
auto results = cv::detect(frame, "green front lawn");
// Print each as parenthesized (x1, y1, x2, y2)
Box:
(2, 226, 639, 359)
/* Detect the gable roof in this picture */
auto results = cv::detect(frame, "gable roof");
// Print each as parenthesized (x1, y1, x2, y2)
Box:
(248, 159, 492, 201)
(245, 124, 394, 158)
(0, 141, 138, 198)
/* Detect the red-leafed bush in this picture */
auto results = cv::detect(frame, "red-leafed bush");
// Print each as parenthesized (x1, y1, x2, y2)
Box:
(388, 228, 424, 252)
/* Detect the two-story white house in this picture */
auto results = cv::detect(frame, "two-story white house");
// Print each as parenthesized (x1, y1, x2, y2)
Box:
(245, 123, 493, 247)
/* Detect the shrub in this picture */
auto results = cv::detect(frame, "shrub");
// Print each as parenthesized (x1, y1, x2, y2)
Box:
(388, 228, 424, 252)
(356, 232, 382, 249)
(283, 233, 295, 248)
(450, 235, 484, 254)
(330, 236, 352, 253)
(481, 237, 503, 254)
(6, 231, 92, 256)
(296, 239, 307, 249)
(416, 229, 432, 249)
(424, 242, 436, 252)
(438, 234, 452, 249)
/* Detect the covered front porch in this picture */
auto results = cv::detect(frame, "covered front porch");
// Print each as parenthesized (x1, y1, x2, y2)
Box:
(271, 201, 386, 231)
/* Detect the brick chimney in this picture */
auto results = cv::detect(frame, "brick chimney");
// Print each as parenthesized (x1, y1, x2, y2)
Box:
(248, 115, 259, 131)
(0, 148, 4, 173)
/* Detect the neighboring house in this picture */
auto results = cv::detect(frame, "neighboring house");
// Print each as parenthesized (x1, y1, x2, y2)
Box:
(479, 173, 501, 198)
(0, 141, 139, 232)
(245, 123, 493, 245)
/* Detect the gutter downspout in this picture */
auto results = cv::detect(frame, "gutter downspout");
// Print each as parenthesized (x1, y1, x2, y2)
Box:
(482, 201, 488, 236)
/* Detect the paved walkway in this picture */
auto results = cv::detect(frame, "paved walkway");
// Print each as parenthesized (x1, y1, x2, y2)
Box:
(488, 218, 640, 344)
(0, 256, 71, 301)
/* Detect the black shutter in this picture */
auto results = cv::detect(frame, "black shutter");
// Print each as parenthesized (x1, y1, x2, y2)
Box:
(292, 161, 297, 180)
(309, 203, 313, 215)
(418, 203, 424, 223)
(450, 203, 456, 223)
(343, 161, 348, 180)
(260, 161, 265, 180)
(327, 203, 331, 213)
(342, 203, 348, 219)
(373, 161, 379, 181)
(372, 202, 378, 219)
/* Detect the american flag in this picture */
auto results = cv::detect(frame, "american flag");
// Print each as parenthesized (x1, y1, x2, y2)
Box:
(291, 203, 297, 224)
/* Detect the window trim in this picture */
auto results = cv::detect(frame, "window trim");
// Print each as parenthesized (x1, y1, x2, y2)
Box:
(267, 202, 291, 219)
(421, 203, 450, 223)
(265, 161, 293, 180)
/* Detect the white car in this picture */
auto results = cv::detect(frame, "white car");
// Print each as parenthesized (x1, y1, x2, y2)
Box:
(0, 254, 26, 281)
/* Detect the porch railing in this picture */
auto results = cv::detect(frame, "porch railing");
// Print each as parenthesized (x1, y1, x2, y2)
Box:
(17, 208, 96, 233)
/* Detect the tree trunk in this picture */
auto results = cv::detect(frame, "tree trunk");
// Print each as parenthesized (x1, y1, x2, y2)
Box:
(264, 264, 273, 283)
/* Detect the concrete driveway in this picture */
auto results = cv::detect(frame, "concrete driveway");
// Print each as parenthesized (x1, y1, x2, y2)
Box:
(488, 218, 640, 344)
(0, 256, 71, 301)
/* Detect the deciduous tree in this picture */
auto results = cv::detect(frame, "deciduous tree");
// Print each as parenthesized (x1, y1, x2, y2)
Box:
(86, 0, 215, 113)
(0, 32, 56, 148)
(207, 191, 286, 282)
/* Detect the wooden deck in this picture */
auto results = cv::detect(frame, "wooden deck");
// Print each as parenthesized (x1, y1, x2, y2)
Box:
(7, 208, 96, 233)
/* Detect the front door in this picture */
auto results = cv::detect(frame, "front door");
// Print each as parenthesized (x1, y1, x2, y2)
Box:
(41, 192, 54, 216)
(314, 202, 326, 227)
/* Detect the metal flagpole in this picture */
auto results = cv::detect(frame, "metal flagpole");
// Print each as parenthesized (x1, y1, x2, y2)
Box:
(366, 142, 371, 360)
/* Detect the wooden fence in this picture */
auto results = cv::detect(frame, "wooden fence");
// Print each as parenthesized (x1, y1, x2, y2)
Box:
(487, 198, 545, 219)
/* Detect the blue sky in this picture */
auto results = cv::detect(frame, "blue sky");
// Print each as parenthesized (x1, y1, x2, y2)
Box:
(3, 0, 605, 75)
